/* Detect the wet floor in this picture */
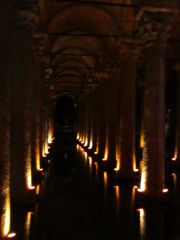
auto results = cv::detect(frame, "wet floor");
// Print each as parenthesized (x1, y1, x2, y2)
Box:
(11, 144, 180, 240)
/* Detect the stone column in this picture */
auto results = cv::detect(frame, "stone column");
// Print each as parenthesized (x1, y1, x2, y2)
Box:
(173, 63, 180, 164)
(0, 1, 13, 237)
(118, 42, 139, 178)
(136, 9, 176, 197)
(106, 75, 119, 169)
(96, 81, 108, 160)
(10, 16, 35, 202)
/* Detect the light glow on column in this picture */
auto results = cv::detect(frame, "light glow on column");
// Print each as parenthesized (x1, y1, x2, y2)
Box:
(76, 133, 80, 140)
(84, 137, 88, 147)
(48, 128, 53, 144)
(94, 141, 99, 154)
(133, 153, 139, 172)
(172, 146, 177, 161)
(36, 150, 41, 171)
(44, 142, 49, 155)
(88, 138, 93, 150)
(114, 145, 121, 171)
(140, 129, 145, 148)
(26, 161, 35, 190)
(102, 134, 108, 161)
(138, 143, 148, 192)
(172, 173, 177, 186)
(2, 190, 11, 237)
(103, 172, 108, 189)
(114, 185, 120, 210)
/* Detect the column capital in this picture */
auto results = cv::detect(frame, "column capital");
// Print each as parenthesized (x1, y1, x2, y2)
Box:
(135, 6, 178, 48)
(117, 38, 142, 61)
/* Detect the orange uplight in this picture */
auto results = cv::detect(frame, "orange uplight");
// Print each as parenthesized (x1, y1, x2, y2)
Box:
(7, 232, 16, 238)
(162, 188, 168, 193)
(172, 146, 177, 161)
(133, 153, 139, 172)
(140, 129, 145, 148)
(102, 147, 108, 161)
(114, 161, 120, 171)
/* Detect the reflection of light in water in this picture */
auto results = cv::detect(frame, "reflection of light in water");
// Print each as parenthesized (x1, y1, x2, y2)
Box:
(172, 173, 177, 186)
(84, 152, 88, 162)
(25, 212, 33, 240)
(132, 185, 138, 203)
(36, 184, 40, 195)
(114, 186, 120, 210)
(94, 162, 99, 180)
(76, 133, 80, 140)
(103, 172, 108, 197)
(137, 208, 145, 239)
(88, 157, 93, 171)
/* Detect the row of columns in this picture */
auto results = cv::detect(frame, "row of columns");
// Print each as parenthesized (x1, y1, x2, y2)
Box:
(77, 10, 179, 199)
(0, 4, 53, 238)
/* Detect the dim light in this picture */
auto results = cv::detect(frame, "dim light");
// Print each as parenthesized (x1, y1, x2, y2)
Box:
(140, 130, 145, 148)
(84, 138, 88, 147)
(48, 129, 53, 144)
(44, 143, 49, 155)
(7, 232, 16, 238)
(102, 147, 108, 161)
(25, 212, 33, 240)
(36, 184, 40, 195)
(76, 133, 80, 140)
(138, 208, 146, 238)
(172, 173, 177, 186)
(114, 186, 120, 201)
(133, 154, 139, 172)
(103, 172, 108, 187)
(137, 171, 146, 192)
(162, 188, 168, 193)
(3, 195, 11, 237)
(114, 161, 120, 171)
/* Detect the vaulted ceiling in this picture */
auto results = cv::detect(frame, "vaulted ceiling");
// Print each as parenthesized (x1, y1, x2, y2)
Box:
(20, 0, 180, 98)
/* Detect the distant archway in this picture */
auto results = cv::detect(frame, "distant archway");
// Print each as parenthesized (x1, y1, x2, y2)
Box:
(54, 93, 77, 135)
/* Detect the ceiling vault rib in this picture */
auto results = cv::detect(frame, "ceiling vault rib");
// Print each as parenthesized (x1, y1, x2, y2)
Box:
(57, 0, 138, 8)
(47, 33, 119, 38)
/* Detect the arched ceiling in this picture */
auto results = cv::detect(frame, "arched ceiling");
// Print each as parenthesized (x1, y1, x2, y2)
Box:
(44, 1, 124, 97)
(29, 0, 180, 98)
